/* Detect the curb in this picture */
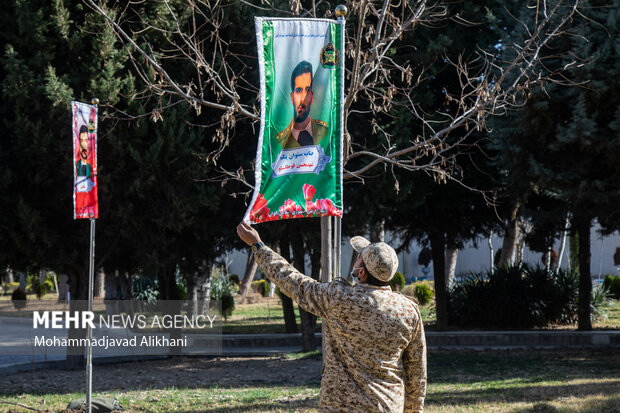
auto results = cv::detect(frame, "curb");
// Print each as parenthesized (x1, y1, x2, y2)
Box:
(216, 331, 620, 348)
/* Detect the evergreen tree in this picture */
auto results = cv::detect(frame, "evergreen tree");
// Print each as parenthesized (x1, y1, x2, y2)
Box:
(490, 0, 620, 329)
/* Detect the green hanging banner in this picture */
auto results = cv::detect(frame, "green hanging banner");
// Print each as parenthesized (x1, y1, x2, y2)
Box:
(244, 17, 344, 224)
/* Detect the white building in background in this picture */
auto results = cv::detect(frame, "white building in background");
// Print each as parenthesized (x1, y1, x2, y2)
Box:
(224, 224, 620, 284)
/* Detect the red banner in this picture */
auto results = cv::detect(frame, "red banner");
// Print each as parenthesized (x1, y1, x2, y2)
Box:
(72, 101, 98, 219)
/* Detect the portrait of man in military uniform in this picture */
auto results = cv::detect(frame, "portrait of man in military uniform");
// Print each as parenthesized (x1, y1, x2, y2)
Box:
(76, 124, 92, 178)
(276, 60, 329, 149)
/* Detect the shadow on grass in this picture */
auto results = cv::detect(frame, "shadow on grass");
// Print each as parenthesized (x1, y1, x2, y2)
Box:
(513, 396, 620, 413)
(429, 348, 620, 383)
(0, 356, 324, 397)
(426, 380, 620, 406)
(173, 397, 319, 413)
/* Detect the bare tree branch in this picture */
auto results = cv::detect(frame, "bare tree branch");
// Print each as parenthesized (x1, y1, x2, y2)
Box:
(84, 0, 583, 194)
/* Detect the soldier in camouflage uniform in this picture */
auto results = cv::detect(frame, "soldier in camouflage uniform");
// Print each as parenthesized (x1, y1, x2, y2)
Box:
(237, 223, 427, 412)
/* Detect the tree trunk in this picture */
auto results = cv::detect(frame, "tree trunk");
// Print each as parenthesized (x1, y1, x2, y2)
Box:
(198, 273, 211, 316)
(19, 272, 26, 291)
(119, 273, 134, 300)
(185, 270, 198, 317)
(310, 248, 321, 282)
(194, 260, 212, 316)
(157, 263, 183, 355)
(185, 262, 211, 318)
(321, 217, 332, 282)
(157, 263, 179, 301)
(291, 228, 316, 351)
(556, 214, 570, 272)
(488, 233, 494, 274)
(430, 231, 448, 331)
(279, 231, 299, 333)
(499, 203, 521, 267)
(576, 216, 592, 330)
(66, 269, 88, 369)
(58, 274, 70, 302)
(240, 253, 257, 297)
(66, 297, 87, 369)
(94, 268, 105, 298)
(370, 219, 385, 242)
(7, 267, 14, 284)
(516, 235, 526, 266)
(52, 272, 59, 296)
(118, 272, 135, 317)
(444, 247, 458, 289)
(569, 232, 579, 275)
(499, 219, 519, 267)
(104, 271, 119, 315)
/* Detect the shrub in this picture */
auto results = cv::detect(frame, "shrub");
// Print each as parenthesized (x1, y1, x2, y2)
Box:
(220, 292, 235, 320)
(44, 275, 55, 292)
(176, 282, 188, 301)
(610, 276, 620, 300)
(133, 275, 159, 303)
(413, 282, 434, 306)
(591, 284, 612, 321)
(402, 284, 415, 297)
(6, 282, 19, 292)
(448, 264, 579, 329)
(402, 282, 435, 306)
(251, 279, 272, 297)
(11, 288, 27, 309)
(210, 274, 236, 320)
(389, 272, 405, 292)
(228, 274, 240, 286)
(30, 277, 47, 299)
(251, 280, 259, 293)
(256, 279, 271, 297)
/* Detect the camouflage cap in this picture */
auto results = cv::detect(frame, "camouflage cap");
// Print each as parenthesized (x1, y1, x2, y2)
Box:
(350, 236, 399, 282)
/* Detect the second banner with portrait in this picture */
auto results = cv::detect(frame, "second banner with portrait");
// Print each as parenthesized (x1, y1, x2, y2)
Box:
(244, 17, 344, 224)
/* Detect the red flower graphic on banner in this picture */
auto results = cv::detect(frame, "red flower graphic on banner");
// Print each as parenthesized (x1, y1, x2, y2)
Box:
(315, 199, 327, 216)
(253, 184, 341, 222)
(250, 194, 270, 222)
(314, 198, 342, 217)
(279, 199, 304, 219)
(302, 183, 316, 214)
(302, 184, 315, 201)
(299, 184, 342, 218)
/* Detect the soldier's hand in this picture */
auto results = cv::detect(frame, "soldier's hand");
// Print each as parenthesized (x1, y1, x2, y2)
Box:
(237, 222, 262, 246)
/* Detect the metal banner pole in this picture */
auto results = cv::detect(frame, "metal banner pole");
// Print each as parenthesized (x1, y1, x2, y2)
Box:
(332, 216, 341, 279)
(320, 215, 332, 357)
(335, 5, 347, 280)
(332, 216, 337, 278)
(86, 97, 98, 413)
(336, 217, 342, 278)
(86, 217, 95, 413)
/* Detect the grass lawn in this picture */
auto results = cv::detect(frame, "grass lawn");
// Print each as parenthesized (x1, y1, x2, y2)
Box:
(221, 297, 322, 334)
(594, 299, 620, 329)
(0, 349, 618, 412)
(221, 297, 436, 333)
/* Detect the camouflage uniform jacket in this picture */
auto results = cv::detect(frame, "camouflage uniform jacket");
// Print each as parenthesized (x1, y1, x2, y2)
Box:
(254, 246, 427, 412)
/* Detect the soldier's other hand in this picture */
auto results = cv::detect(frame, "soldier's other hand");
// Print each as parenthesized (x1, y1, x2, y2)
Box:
(237, 222, 262, 246)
